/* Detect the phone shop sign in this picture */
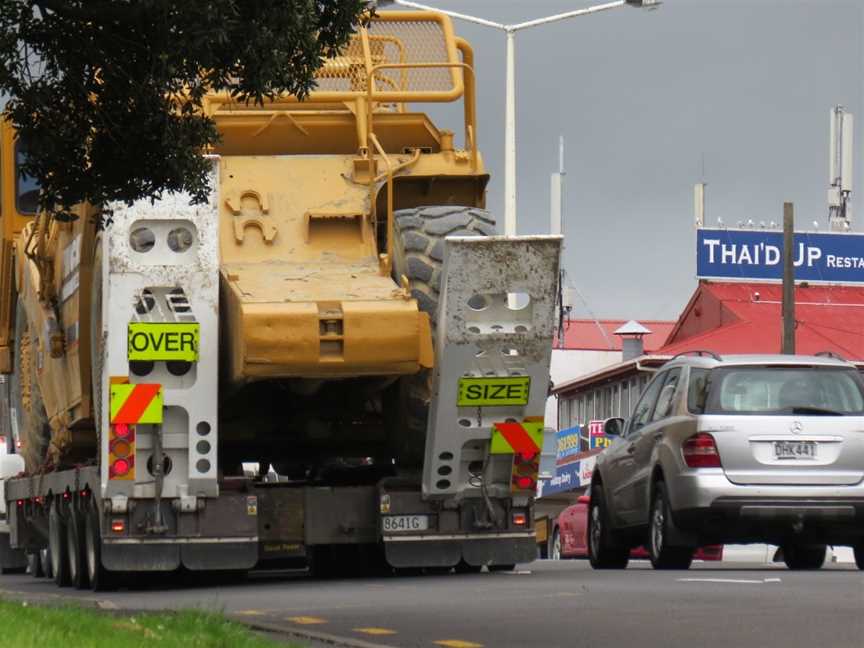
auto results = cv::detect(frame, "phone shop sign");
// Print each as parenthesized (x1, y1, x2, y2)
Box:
(697, 228, 864, 284)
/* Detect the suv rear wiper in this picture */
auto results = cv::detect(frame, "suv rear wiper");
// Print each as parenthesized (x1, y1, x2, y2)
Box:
(790, 406, 845, 416)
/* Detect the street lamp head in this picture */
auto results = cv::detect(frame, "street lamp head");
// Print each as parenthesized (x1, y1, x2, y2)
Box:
(626, 0, 662, 8)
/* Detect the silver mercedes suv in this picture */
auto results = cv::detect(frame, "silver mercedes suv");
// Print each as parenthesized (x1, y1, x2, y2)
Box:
(588, 352, 864, 571)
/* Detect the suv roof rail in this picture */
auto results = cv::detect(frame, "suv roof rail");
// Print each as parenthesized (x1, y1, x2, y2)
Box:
(815, 350, 845, 361)
(670, 350, 722, 361)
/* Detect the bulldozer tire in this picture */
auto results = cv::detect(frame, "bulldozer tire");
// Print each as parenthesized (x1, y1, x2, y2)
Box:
(11, 295, 51, 473)
(391, 206, 495, 469)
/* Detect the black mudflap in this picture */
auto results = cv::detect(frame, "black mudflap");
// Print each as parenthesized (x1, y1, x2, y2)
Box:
(385, 540, 462, 568)
(461, 537, 537, 567)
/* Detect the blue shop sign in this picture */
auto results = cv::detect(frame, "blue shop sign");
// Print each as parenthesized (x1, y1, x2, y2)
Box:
(696, 228, 864, 284)
(539, 462, 581, 497)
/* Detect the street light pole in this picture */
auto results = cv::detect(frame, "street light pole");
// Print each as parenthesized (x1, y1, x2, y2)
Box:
(505, 29, 516, 237)
(391, 0, 659, 236)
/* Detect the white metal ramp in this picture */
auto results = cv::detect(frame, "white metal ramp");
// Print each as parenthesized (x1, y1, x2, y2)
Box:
(423, 235, 562, 499)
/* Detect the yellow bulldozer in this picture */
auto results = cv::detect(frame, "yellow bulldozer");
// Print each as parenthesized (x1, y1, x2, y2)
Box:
(0, 11, 560, 586)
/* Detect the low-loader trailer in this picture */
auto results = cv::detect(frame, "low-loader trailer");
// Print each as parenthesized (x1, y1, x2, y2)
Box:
(0, 12, 561, 588)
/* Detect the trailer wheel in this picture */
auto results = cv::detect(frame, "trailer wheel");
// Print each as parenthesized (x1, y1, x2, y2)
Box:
(66, 505, 89, 589)
(11, 296, 51, 473)
(488, 564, 516, 572)
(454, 560, 482, 574)
(85, 500, 114, 591)
(48, 501, 70, 586)
(390, 206, 495, 468)
(39, 547, 52, 579)
(26, 552, 42, 577)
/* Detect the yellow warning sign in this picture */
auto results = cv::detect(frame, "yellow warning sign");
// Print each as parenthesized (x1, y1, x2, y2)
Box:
(457, 376, 530, 407)
(127, 322, 199, 362)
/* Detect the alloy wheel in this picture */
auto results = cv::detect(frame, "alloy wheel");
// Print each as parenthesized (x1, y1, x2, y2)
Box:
(651, 495, 665, 558)
(551, 532, 561, 560)
(589, 505, 602, 558)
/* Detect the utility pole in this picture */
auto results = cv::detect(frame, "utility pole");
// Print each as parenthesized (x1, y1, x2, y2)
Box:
(782, 202, 795, 354)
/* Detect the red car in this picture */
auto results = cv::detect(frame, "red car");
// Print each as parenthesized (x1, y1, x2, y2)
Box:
(551, 495, 723, 561)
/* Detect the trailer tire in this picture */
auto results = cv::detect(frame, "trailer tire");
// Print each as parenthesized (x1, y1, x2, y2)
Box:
(27, 552, 42, 577)
(66, 505, 88, 589)
(85, 500, 115, 591)
(11, 295, 51, 473)
(49, 501, 70, 586)
(39, 547, 52, 579)
(488, 564, 516, 572)
(454, 560, 482, 574)
(390, 206, 495, 468)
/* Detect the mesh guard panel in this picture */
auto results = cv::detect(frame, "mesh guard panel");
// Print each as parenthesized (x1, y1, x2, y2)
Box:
(315, 16, 459, 101)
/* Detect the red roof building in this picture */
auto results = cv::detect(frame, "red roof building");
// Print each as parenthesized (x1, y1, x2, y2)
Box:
(555, 319, 675, 352)
(661, 281, 864, 359)
(552, 281, 864, 432)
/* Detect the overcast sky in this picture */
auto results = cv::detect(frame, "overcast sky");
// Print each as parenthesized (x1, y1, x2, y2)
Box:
(408, 0, 864, 321)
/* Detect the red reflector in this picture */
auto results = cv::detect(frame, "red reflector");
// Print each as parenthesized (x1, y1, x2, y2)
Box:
(682, 433, 722, 468)
(111, 458, 131, 477)
(515, 476, 535, 490)
(111, 520, 125, 533)
(113, 423, 132, 439)
(519, 452, 536, 463)
(512, 512, 527, 526)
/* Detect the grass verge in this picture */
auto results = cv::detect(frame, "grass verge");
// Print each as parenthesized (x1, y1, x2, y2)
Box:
(0, 599, 301, 648)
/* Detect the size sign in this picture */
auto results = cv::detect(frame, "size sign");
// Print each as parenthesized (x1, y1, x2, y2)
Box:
(127, 322, 200, 362)
(457, 376, 530, 407)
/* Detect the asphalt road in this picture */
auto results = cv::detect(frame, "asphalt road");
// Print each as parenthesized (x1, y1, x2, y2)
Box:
(1, 560, 862, 648)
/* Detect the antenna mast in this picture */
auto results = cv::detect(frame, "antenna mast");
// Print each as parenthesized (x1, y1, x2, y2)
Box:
(828, 105, 853, 231)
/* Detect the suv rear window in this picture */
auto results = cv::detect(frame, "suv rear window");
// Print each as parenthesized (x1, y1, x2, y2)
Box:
(699, 366, 864, 416)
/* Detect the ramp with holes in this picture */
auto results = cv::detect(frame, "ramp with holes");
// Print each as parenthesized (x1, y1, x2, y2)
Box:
(423, 235, 561, 499)
(105, 161, 220, 499)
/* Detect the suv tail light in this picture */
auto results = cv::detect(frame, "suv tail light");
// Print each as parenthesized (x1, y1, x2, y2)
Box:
(682, 433, 722, 468)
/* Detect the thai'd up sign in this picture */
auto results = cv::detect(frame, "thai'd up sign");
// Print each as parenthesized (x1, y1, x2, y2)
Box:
(696, 228, 864, 284)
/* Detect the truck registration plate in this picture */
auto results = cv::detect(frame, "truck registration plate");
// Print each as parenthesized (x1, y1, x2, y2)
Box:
(774, 440, 817, 459)
(457, 376, 530, 407)
(382, 515, 429, 533)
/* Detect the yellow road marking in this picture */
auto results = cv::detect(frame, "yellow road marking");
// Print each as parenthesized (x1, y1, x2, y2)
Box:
(354, 627, 397, 636)
(286, 616, 327, 625)
(236, 610, 266, 616)
(434, 641, 484, 648)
